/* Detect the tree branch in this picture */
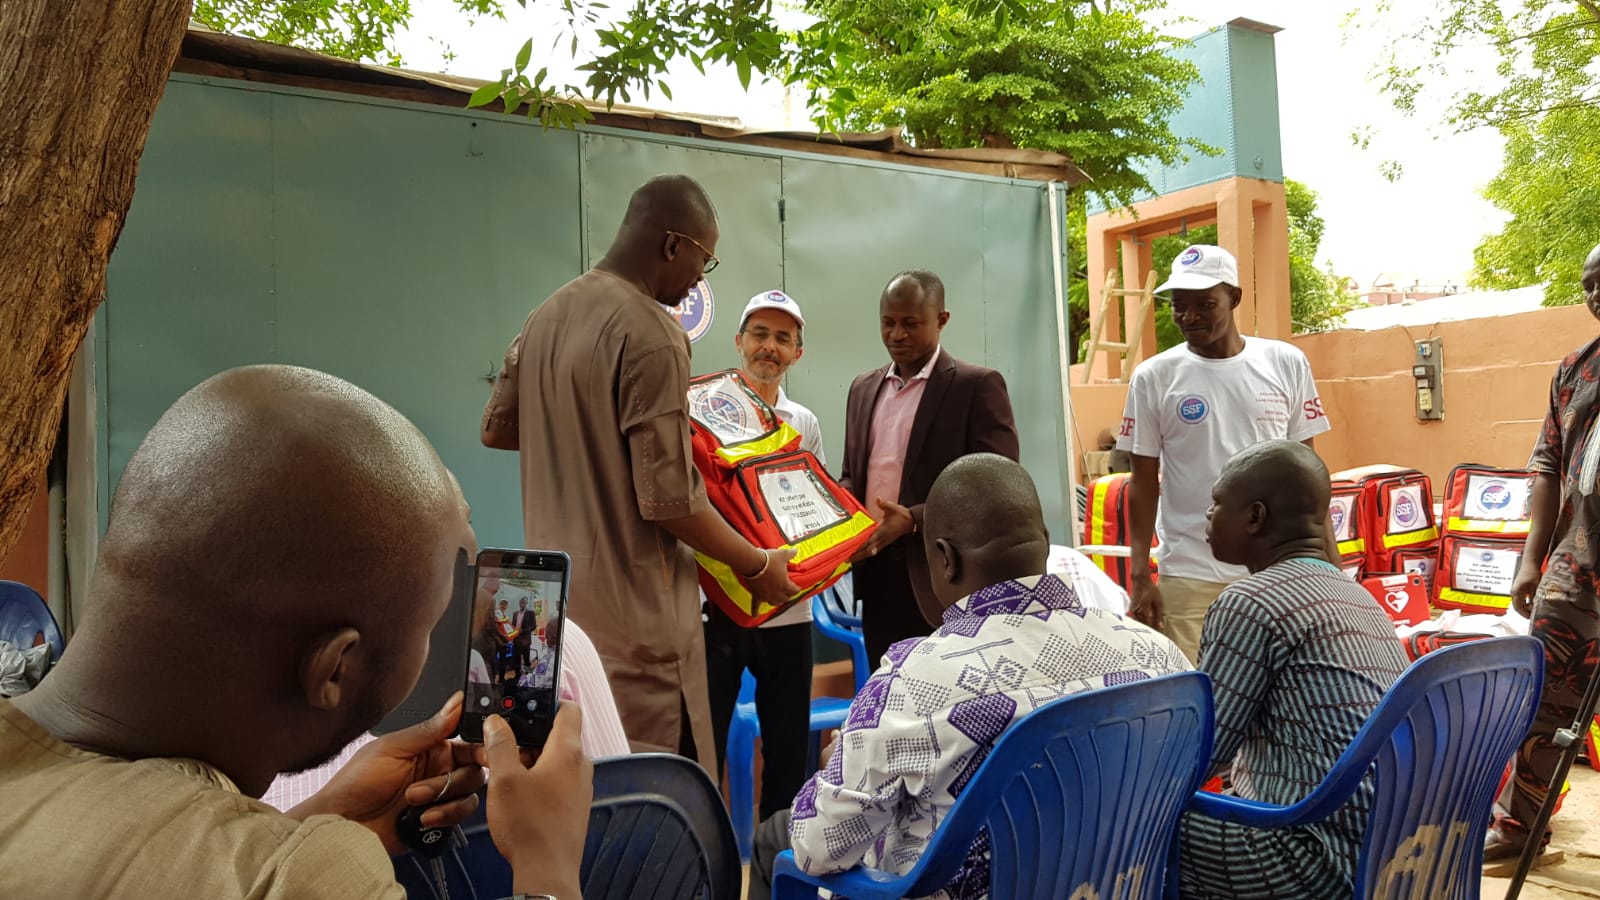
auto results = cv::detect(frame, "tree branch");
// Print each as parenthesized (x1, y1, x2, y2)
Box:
(1580, 0, 1600, 26)
(1476, 94, 1600, 127)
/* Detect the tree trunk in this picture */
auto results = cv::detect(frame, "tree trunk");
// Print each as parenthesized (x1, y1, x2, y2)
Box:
(0, 1, 192, 562)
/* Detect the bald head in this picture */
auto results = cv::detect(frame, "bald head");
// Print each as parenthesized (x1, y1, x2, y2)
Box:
(100, 365, 458, 627)
(61, 365, 469, 786)
(1206, 440, 1331, 569)
(621, 174, 717, 236)
(923, 454, 1049, 609)
(601, 174, 720, 305)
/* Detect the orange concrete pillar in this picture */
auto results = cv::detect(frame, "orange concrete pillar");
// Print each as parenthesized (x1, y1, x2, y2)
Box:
(1215, 180, 1257, 335)
(1252, 181, 1291, 340)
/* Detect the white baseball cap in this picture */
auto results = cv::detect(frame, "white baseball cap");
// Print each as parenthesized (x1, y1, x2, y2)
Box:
(739, 290, 806, 330)
(1155, 244, 1239, 294)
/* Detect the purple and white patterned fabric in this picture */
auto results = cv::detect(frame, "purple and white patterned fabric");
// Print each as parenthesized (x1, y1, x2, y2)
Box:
(788, 573, 1191, 899)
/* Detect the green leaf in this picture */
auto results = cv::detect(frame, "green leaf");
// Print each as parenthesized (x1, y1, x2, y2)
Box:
(467, 80, 504, 109)
(736, 55, 752, 89)
(515, 38, 533, 72)
(659, 80, 673, 100)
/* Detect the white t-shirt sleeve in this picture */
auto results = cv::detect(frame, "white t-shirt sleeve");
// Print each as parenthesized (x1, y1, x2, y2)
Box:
(1115, 366, 1163, 458)
(1283, 347, 1332, 442)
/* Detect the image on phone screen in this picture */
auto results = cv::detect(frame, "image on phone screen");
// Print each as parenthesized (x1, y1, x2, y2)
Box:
(461, 548, 569, 748)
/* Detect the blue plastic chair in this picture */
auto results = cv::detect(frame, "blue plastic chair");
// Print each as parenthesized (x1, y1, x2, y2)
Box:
(772, 671, 1215, 900)
(1182, 636, 1542, 900)
(395, 753, 741, 900)
(0, 580, 64, 662)
(726, 582, 870, 862)
(811, 580, 871, 694)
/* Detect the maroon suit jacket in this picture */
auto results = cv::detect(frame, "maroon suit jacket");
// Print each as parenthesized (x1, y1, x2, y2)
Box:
(839, 348, 1020, 624)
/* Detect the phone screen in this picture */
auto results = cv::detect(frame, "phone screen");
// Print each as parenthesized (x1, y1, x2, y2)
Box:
(460, 548, 570, 747)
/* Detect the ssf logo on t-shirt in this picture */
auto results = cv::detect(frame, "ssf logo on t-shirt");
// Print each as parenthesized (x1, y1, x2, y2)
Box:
(1177, 394, 1209, 425)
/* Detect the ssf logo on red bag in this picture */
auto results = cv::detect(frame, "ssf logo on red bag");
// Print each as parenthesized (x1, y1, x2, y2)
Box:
(1330, 503, 1345, 535)
(1393, 494, 1421, 529)
(1478, 480, 1512, 511)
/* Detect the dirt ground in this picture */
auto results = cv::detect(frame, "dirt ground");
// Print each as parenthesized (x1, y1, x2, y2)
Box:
(1483, 765, 1600, 899)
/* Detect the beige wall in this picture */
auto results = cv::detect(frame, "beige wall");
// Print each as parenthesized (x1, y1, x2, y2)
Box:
(1068, 305, 1596, 489)
(1294, 305, 1595, 484)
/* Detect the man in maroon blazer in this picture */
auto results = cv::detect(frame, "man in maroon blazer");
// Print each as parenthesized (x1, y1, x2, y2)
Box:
(842, 269, 1021, 662)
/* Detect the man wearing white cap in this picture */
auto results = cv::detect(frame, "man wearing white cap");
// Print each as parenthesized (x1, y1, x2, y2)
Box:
(1115, 244, 1333, 662)
(703, 289, 826, 820)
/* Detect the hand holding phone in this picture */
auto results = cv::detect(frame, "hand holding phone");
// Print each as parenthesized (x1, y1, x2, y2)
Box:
(483, 705, 590, 899)
(460, 549, 570, 749)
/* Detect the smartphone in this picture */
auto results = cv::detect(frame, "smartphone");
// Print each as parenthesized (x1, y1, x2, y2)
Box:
(372, 548, 473, 736)
(459, 548, 570, 748)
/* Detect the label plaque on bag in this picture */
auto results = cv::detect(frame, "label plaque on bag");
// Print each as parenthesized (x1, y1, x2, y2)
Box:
(756, 461, 849, 543)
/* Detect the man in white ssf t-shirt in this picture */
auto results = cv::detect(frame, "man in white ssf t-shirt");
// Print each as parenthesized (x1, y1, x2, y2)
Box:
(703, 289, 827, 821)
(1115, 245, 1334, 661)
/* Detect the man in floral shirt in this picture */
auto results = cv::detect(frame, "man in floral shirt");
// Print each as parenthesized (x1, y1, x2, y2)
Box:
(1490, 242, 1600, 862)
(746, 454, 1190, 900)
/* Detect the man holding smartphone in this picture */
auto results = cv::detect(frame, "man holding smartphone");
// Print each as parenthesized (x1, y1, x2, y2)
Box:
(484, 175, 800, 768)
(0, 365, 590, 899)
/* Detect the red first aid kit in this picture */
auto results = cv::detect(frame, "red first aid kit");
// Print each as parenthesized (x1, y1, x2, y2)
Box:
(1441, 464, 1535, 537)
(1329, 479, 1367, 578)
(1433, 533, 1525, 614)
(687, 370, 803, 468)
(1081, 473, 1157, 591)
(1389, 547, 1438, 596)
(1339, 466, 1440, 573)
(687, 371, 877, 626)
(1399, 630, 1494, 664)
(1362, 572, 1431, 627)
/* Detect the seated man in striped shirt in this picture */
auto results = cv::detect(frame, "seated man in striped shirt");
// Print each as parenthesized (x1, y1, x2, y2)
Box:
(1178, 441, 1408, 899)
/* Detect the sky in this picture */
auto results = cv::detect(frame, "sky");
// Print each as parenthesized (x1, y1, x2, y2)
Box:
(394, 0, 1511, 291)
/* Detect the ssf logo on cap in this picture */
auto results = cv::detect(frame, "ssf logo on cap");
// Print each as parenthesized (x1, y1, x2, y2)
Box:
(739, 289, 807, 330)
(1155, 244, 1240, 294)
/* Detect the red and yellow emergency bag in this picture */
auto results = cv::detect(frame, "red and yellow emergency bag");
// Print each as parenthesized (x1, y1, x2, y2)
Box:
(687, 370, 802, 468)
(1390, 546, 1439, 595)
(1337, 465, 1440, 573)
(1080, 473, 1157, 592)
(1329, 479, 1367, 578)
(1433, 533, 1526, 614)
(687, 370, 877, 626)
(1440, 464, 1535, 537)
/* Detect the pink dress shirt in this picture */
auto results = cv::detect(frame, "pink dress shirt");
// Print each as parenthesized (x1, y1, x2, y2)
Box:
(863, 347, 942, 510)
(259, 618, 632, 812)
